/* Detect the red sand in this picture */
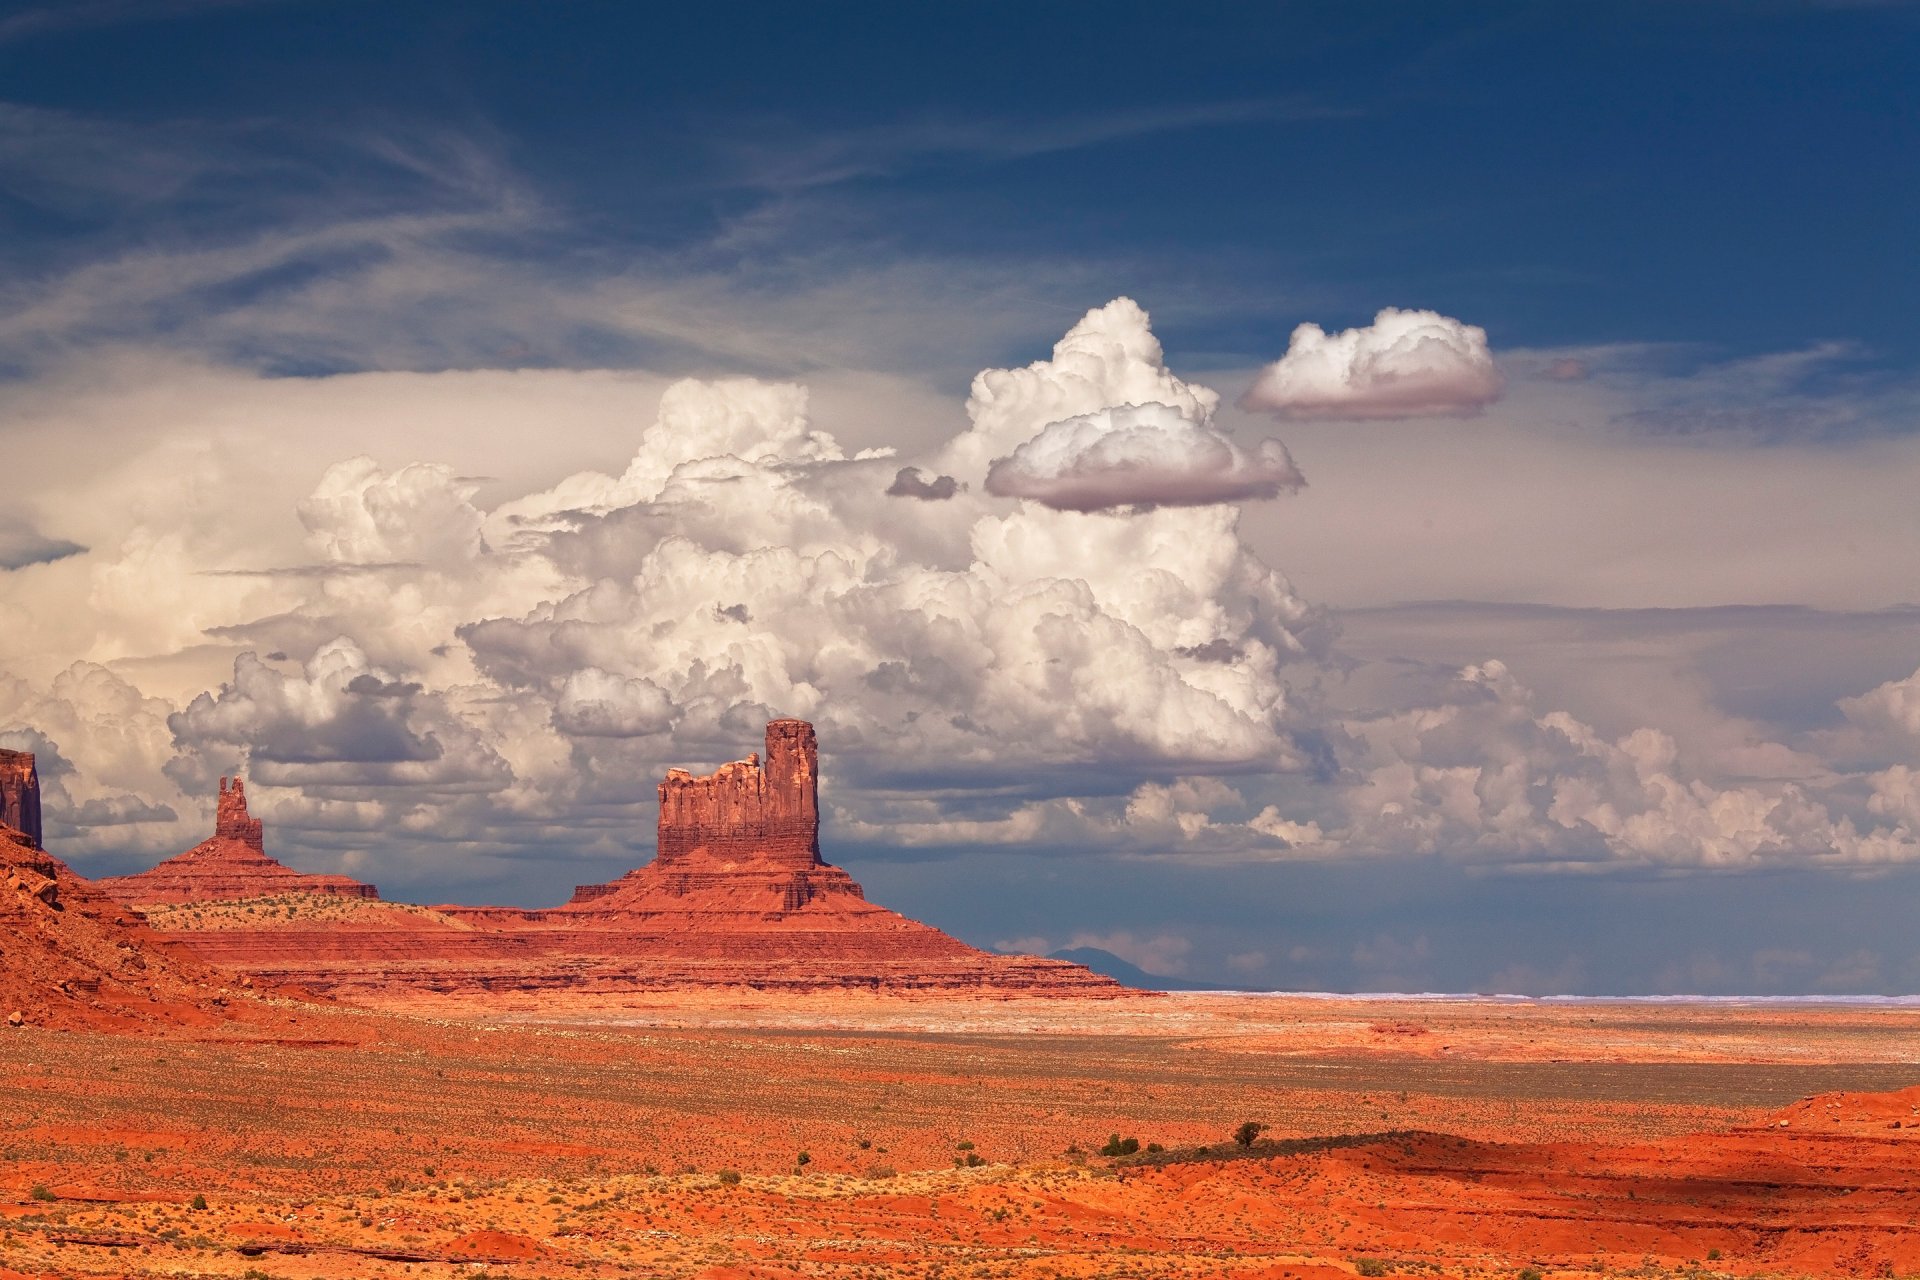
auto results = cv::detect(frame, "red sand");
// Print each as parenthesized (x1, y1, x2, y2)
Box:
(1, 991, 1916, 1278)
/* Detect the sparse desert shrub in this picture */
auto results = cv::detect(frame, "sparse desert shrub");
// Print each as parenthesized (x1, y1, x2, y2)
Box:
(1146, 1142, 1164, 1153)
(28, 1186, 53, 1203)
(864, 1164, 896, 1180)
(796, 1151, 810, 1166)
(955, 1140, 974, 1151)
(1354, 1260, 1390, 1277)
(1098, 1134, 1140, 1156)
(1232, 1121, 1268, 1148)
(717, 1170, 741, 1186)
(189, 1194, 207, 1211)
(1517, 1270, 1541, 1280)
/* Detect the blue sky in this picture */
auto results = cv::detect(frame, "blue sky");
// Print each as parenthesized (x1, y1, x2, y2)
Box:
(1, 1, 1918, 994)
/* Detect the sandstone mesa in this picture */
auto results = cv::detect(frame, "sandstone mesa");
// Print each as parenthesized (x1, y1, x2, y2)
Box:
(95, 721, 1127, 1001)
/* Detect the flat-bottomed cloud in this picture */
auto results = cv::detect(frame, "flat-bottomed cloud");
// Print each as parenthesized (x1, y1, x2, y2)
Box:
(1241, 307, 1503, 420)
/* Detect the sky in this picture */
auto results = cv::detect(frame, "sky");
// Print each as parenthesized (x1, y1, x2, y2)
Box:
(2, 1, 1918, 995)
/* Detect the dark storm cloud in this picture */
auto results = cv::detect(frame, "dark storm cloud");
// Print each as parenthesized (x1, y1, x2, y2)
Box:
(886, 467, 962, 500)
(0, 518, 84, 570)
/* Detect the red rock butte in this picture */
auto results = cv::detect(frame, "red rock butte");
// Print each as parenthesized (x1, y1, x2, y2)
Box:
(0, 747, 41, 849)
(98, 775, 380, 906)
(139, 721, 1131, 1000)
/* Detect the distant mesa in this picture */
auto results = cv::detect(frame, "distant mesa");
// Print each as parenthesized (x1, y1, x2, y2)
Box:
(97, 775, 379, 907)
(1049, 947, 1237, 993)
(0, 748, 42, 849)
(139, 720, 1131, 1000)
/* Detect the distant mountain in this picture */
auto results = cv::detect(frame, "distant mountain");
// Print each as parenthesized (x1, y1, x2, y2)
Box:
(1048, 946, 1241, 992)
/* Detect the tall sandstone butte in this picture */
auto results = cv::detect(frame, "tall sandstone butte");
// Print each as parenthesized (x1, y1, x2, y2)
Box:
(98, 776, 380, 906)
(0, 749, 41, 849)
(655, 718, 820, 868)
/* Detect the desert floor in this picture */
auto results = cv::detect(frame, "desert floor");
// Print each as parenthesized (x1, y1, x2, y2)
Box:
(2, 992, 1917, 1279)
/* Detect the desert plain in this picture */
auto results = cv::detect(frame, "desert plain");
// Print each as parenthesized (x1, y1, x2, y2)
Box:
(4, 989, 1918, 1280)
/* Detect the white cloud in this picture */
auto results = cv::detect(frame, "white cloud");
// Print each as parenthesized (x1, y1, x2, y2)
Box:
(1, 291, 1915, 888)
(1840, 664, 1920, 745)
(940, 296, 1220, 485)
(983, 401, 1304, 511)
(1240, 306, 1503, 420)
(1330, 660, 1917, 868)
(552, 668, 676, 739)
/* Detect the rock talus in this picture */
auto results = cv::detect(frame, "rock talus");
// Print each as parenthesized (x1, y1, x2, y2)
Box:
(0, 748, 41, 849)
(97, 776, 380, 906)
(0, 819, 250, 1032)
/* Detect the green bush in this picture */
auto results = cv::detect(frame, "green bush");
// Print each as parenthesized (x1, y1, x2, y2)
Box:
(189, 1194, 207, 1211)
(1098, 1134, 1141, 1156)
(1354, 1260, 1390, 1277)
(29, 1186, 53, 1202)
(1232, 1121, 1267, 1148)
(717, 1170, 741, 1186)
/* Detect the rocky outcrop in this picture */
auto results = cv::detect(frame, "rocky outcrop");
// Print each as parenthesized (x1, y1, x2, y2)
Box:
(0, 820, 251, 1031)
(97, 776, 380, 906)
(149, 723, 1133, 1001)
(0, 748, 41, 849)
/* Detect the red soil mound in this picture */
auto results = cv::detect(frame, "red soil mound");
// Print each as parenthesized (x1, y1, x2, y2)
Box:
(0, 821, 250, 1032)
(97, 776, 378, 906)
(1766, 1083, 1920, 1132)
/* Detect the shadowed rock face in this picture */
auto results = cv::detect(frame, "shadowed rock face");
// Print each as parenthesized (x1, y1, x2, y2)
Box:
(655, 718, 820, 869)
(0, 749, 41, 849)
(97, 776, 378, 906)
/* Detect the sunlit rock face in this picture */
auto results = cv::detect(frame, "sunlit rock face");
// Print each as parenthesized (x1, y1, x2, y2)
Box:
(653, 718, 821, 870)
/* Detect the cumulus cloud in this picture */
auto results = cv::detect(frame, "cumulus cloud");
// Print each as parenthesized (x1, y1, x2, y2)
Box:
(169, 640, 510, 794)
(984, 401, 1304, 511)
(940, 296, 1220, 485)
(1241, 306, 1503, 419)
(1, 294, 1913, 892)
(1839, 663, 1920, 748)
(552, 668, 676, 738)
(1331, 661, 1916, 868)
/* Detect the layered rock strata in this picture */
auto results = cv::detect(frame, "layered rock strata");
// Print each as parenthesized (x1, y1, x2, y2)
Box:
(0, 748, 41, 849)
(149, 722, 1130, 1000)
(98, 776, 380, 906)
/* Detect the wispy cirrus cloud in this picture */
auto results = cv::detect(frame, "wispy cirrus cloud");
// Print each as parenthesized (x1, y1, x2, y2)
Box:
(0, 0, 296, 48)
(712, 98, 1353, 195)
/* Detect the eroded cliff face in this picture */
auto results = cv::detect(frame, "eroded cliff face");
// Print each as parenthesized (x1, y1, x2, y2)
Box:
(0, 749, 42, 849)
(655, 718, 820, 868)
(97, 776, 379, 906)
